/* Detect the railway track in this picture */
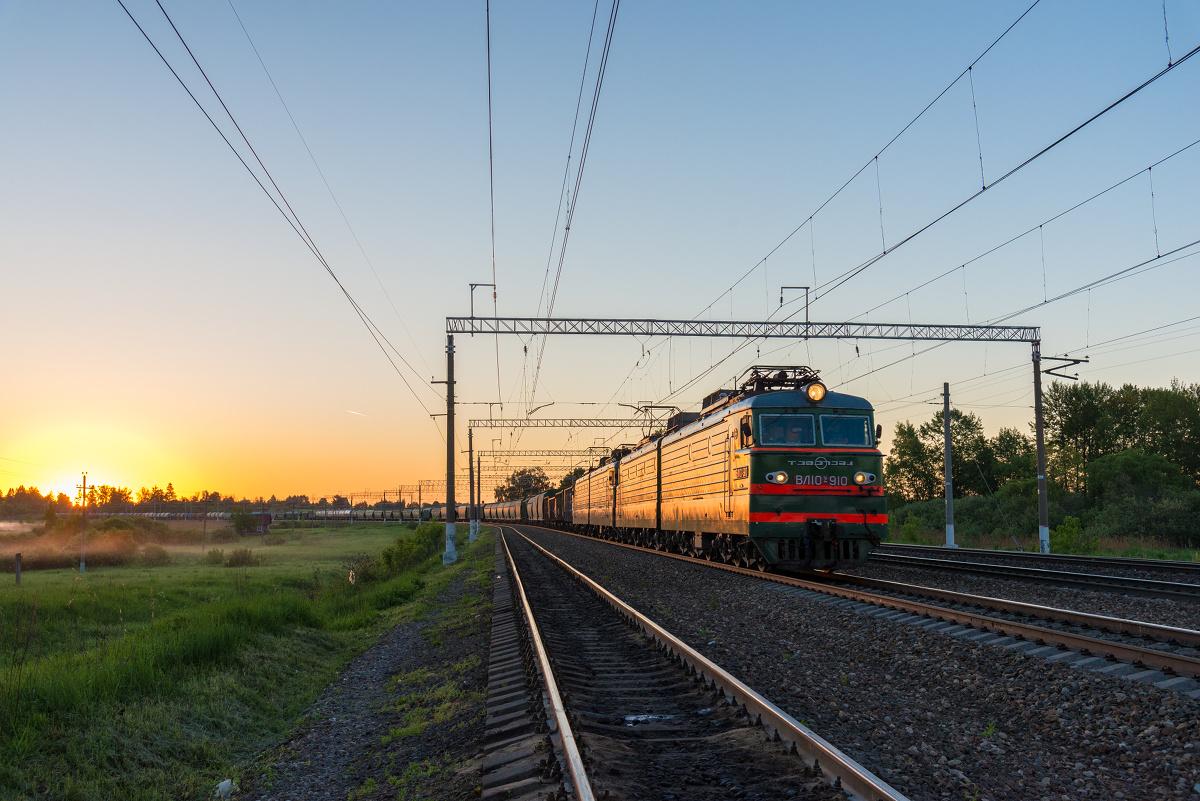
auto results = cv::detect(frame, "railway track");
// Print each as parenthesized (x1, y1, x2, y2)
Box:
(514, 524, 1200, 698)
(496, 527, 908, 801)
(867, 552, 1200, 603)
(875, 542, 1200, 578)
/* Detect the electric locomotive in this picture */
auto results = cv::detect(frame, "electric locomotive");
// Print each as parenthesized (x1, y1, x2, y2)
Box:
(483, 366, 886, 571)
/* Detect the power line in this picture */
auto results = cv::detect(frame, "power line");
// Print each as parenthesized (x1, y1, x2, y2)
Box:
(485, 0, 502, 407)
(528, 0, 621, 410)
(116, 0, 438, 420)
(842, 135, 1200, 324)
(0, 456, 75, 472)
(225, 0, 433, 376)
(692, 0, 1043, 321)
(812, 39, 1200, 303)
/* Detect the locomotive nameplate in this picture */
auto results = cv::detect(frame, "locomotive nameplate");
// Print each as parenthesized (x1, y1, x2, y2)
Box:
(795, 475, 850, 486)
(787, 457, 853, 469)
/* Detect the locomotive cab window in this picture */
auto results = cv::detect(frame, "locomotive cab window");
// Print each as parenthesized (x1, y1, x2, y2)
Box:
(739, 414, 753, 448)
(819, 415, 873, 447)
(758, 414, 816, 446)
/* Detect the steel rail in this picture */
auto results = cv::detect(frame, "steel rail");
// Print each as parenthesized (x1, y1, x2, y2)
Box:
(830, 573, 1200, 650)
(507, 527, 909, 801)
(511, 524, 1200, 681)
(876, 542, 1200, 576)
(500, 532, 595, 801)
(870, 553, 1200, 603)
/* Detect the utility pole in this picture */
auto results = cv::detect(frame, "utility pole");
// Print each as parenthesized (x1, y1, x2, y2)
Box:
(442, 334, 458, 563)
(477, 452, 482, 529)
(468, 428, 476, 542)
(202, 491, 209, 553)
(943, 384, 956, 548)
(1033, 341, 1051, 554)
(78, 472, 88, 573)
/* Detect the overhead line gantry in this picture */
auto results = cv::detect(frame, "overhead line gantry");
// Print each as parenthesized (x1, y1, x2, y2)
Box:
(440, 315, 1054, 563)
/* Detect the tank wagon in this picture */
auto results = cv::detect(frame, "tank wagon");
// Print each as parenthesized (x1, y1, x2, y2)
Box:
(480, 366, 886, 571)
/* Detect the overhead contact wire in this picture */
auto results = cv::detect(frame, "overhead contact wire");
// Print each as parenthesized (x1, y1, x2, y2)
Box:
(117, 0, 437, 420)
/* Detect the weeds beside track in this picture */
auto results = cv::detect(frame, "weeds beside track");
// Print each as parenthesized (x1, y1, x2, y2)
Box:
(0, 521, 468, 800)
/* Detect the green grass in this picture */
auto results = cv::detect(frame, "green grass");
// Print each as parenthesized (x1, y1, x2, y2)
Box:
(0, 522, 492, 800)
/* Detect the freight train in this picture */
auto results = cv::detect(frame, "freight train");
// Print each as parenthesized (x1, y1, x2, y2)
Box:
(478, 366, 887, 571)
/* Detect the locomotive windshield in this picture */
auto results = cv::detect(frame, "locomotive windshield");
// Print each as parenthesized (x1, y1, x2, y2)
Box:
(819, 415, 873, 447)
(759, 414, 816, 446)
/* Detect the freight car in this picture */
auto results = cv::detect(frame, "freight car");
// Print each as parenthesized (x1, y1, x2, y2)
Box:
(482, 366, 885, 571)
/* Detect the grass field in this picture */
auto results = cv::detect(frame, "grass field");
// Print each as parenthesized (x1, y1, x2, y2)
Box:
(0, 521, 491, 800)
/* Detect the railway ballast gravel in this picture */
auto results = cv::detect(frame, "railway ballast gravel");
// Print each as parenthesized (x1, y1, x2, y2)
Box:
(518, 525, 1200, 801)
(504, 531, 859, 801)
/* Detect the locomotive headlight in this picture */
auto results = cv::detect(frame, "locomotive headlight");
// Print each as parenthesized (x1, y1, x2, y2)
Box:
(806, 382, 827, 403)
(853, 472, 877, 485)
(766, 471, 789, 484)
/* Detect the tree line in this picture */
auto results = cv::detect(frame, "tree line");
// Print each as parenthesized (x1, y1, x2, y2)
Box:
(884, 380, 1200, 548)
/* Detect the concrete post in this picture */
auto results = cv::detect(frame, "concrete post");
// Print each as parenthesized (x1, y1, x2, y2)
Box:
(443, 334, 458, 564)
(943, 383, 956, 548)
(468, 427, 477, 542)
(1033, 341, 1051, 553)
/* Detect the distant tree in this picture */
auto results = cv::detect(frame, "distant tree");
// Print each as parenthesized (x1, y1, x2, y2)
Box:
(884, 422, 940, 502)
(990, 427, 1035, 487)
(559, 467, 586, 489)
(165, 483, 177, 502)
(1087, 449, 1193, 502)
(494, 468, 552, 501)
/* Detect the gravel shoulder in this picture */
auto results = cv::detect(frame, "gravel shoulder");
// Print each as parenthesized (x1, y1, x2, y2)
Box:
(846, 562, 1200, 631)
(873, 546, 1200, 586)
(242, 536, 495, 801)
(519, 525, 1200, 801)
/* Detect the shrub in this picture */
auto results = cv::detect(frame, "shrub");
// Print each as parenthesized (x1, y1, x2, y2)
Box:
(1050, 516, 1097, 554)
(209, 528, 237, 544)
(224, 548, 263, 567)
(140, 543, 171, 567)
(231, 511, 260, 534)
(378, 523, 443, 575)
(372, 576, 424, 609)
(263, 534, 286, 546)
(342, 553, 381, 584)
(199, 549, 225, 566)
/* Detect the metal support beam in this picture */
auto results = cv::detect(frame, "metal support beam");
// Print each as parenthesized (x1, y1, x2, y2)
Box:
(478, 449, 610, 457)
(469, 418, 670, 429)
(448, 313, 1050, 559)
(447, 316, 1039, 342)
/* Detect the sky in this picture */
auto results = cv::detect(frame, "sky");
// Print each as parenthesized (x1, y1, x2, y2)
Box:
(2, 1, 1199, 502)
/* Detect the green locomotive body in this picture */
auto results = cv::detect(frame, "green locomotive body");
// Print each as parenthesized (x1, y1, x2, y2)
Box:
(486, 366, 887, 571)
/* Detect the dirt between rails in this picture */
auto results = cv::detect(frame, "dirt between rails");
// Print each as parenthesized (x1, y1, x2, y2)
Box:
(507, 533, 847, 801)
(516, 525, 1200, 801)
(242, 562, 493, 801)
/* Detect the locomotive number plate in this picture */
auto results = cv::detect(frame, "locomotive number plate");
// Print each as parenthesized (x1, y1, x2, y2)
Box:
(734, 466, 749, 479)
